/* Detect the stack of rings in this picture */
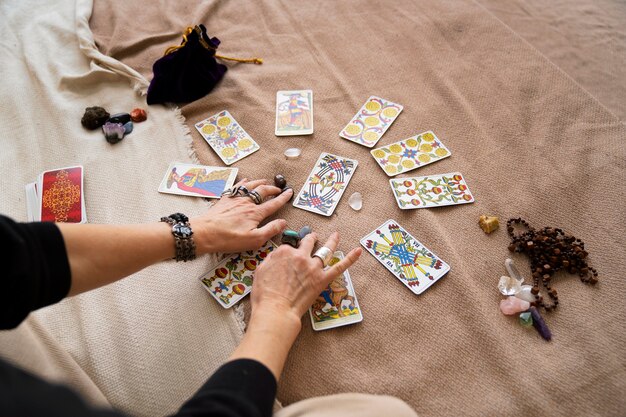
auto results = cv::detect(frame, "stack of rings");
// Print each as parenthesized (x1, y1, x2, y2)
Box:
(221, 185, 263, 205)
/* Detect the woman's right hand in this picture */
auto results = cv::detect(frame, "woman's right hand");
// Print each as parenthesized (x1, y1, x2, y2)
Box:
(250, 232, 362, 327)
(227, 232, 361, 381)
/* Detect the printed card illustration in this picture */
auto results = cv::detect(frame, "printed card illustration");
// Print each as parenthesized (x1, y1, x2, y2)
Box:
(195, 110, 260, 165)
(390, 172, 474, 209)
(371, 131, 451, 176)
(293, 153, 358, 216)
(360, 220, 450, 295)
(275, 90, 313, 136)
(199, 241, 276, 308)
(309, 251, 363, 331)
(339, 96, 403, 148)
(38, 166, 86, 223)
(158, 162, 238, 199)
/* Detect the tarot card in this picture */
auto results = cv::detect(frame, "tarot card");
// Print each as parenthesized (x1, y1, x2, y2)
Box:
(25, 182, 39, 222)
(371, 131, 451, 176)
(361, 220, 450, 294)
(199, 241, 276, 309)
(195, 110, 260, 165)
(309, 251, 363, 331)
(275, 90, 314, 136)
(389, 172, 474, 209)
(293, 153, 358, 216)
(339, 96, 403, 148)
(38, 166, 86, 223)
(158, 162, 238, 199)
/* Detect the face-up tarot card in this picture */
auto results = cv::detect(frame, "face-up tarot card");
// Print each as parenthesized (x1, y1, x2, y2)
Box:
(389, 172, 474, 209)
(360, 220, 450, 295)
(309, 251, 363, 331)
(371, 131, 451, 176)
(195, 110, 260, 165)
(199, 241, 276, 308)
(339, 96, 403, 148)
(293, 153, 358, 216)
(275, 90, 314, 136)
(39, 166, 86, 223)
(158, 162, 238, 199)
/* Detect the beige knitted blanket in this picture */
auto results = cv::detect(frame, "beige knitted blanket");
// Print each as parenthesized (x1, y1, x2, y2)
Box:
(89, 0, 626, 416)
(0, 1, 243, 416)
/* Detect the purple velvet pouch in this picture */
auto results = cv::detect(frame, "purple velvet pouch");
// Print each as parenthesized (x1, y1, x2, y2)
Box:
(147, 25, 227, 105)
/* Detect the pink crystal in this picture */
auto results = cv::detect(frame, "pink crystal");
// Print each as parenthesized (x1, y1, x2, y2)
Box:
(499, 296, 530, 316)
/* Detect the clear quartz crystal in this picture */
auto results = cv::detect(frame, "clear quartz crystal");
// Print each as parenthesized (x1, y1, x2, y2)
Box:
(505, 258, 525, 283)
(515, 285, 535, 303)
(498, 275, 522, 296)
(284, 148, 302, 160)
(348, 192, 362, 211)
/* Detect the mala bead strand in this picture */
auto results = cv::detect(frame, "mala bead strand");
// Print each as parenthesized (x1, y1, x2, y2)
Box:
(506, 218, 598, 312)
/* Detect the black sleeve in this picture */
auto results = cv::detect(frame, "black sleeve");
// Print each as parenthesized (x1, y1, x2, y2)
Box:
(0, 215, 71, 329)
(173, 359, 277, 417)
(0, 358, 123, 417)
(0, 215, 277, 417)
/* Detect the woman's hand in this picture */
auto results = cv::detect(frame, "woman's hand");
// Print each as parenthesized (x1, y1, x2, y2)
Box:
(227, 232, 362, 380)
(250, 232, 362, 326)
(190, 178, 293, 255)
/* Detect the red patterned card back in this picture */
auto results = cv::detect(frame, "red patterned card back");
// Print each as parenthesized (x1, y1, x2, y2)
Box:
(40, 166, 83, 223)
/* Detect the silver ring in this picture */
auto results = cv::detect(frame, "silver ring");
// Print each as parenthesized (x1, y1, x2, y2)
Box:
(247, 190, 263, 205)
(222, 185, 249, 198)
(312, 247, 333, 267)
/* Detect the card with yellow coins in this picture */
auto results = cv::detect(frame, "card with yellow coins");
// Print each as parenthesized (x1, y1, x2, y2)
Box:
(370, 131, 451, 176)
(195, 110, 260, 165)
(339, 96, 403, 148)
(199, 241, 276, 308)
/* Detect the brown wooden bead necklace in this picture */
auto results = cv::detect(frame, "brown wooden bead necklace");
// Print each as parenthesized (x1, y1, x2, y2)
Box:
(507, 218, 598, 312)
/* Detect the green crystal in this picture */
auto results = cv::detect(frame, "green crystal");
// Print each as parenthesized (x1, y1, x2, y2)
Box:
(519, 312, 533, 328)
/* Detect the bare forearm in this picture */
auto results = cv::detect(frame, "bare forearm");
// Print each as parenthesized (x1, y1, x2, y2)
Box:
(58, 222, 174, 296)
(228, 310, 301, 381)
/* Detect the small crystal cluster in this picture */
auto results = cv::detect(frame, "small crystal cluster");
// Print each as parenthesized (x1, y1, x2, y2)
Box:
(81, 106, 147, 144)
(498, 258, 551, 341)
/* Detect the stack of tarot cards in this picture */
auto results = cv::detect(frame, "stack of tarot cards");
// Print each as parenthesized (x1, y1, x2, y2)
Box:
(25, 165, 87, 223)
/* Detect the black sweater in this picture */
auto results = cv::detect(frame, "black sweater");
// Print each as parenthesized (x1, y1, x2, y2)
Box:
(0, 215, 276, 417)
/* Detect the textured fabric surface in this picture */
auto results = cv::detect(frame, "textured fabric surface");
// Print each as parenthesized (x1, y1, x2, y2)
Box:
(274, 393, 418, 417)
(478, 0, 626, 121)
(88, 0, 626, 416)
(0, 1, 243, 416)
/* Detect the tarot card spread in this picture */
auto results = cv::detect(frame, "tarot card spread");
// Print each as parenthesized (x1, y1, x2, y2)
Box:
(275, 90, 313, 136)
(293, 153, 358, 216)
(361, 220, 450, 295)
(371, 131, 451, 176)
(195, 110, 260, 165)
(199, 241, 276, 308)
(158, 162, 238, 199)
(390, 172, 474, 209)
(339, 96, 403, 148)
(309, 251, 363, 331)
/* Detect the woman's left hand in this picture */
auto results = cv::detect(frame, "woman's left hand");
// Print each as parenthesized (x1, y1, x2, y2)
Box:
(190, 178, 293, 254)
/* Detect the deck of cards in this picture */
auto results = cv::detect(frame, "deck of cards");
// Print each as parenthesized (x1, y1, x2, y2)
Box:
(25, 165, 87, 223)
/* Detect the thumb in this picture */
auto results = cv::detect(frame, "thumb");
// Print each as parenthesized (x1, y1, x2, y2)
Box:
(253, 219, 287, 244)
